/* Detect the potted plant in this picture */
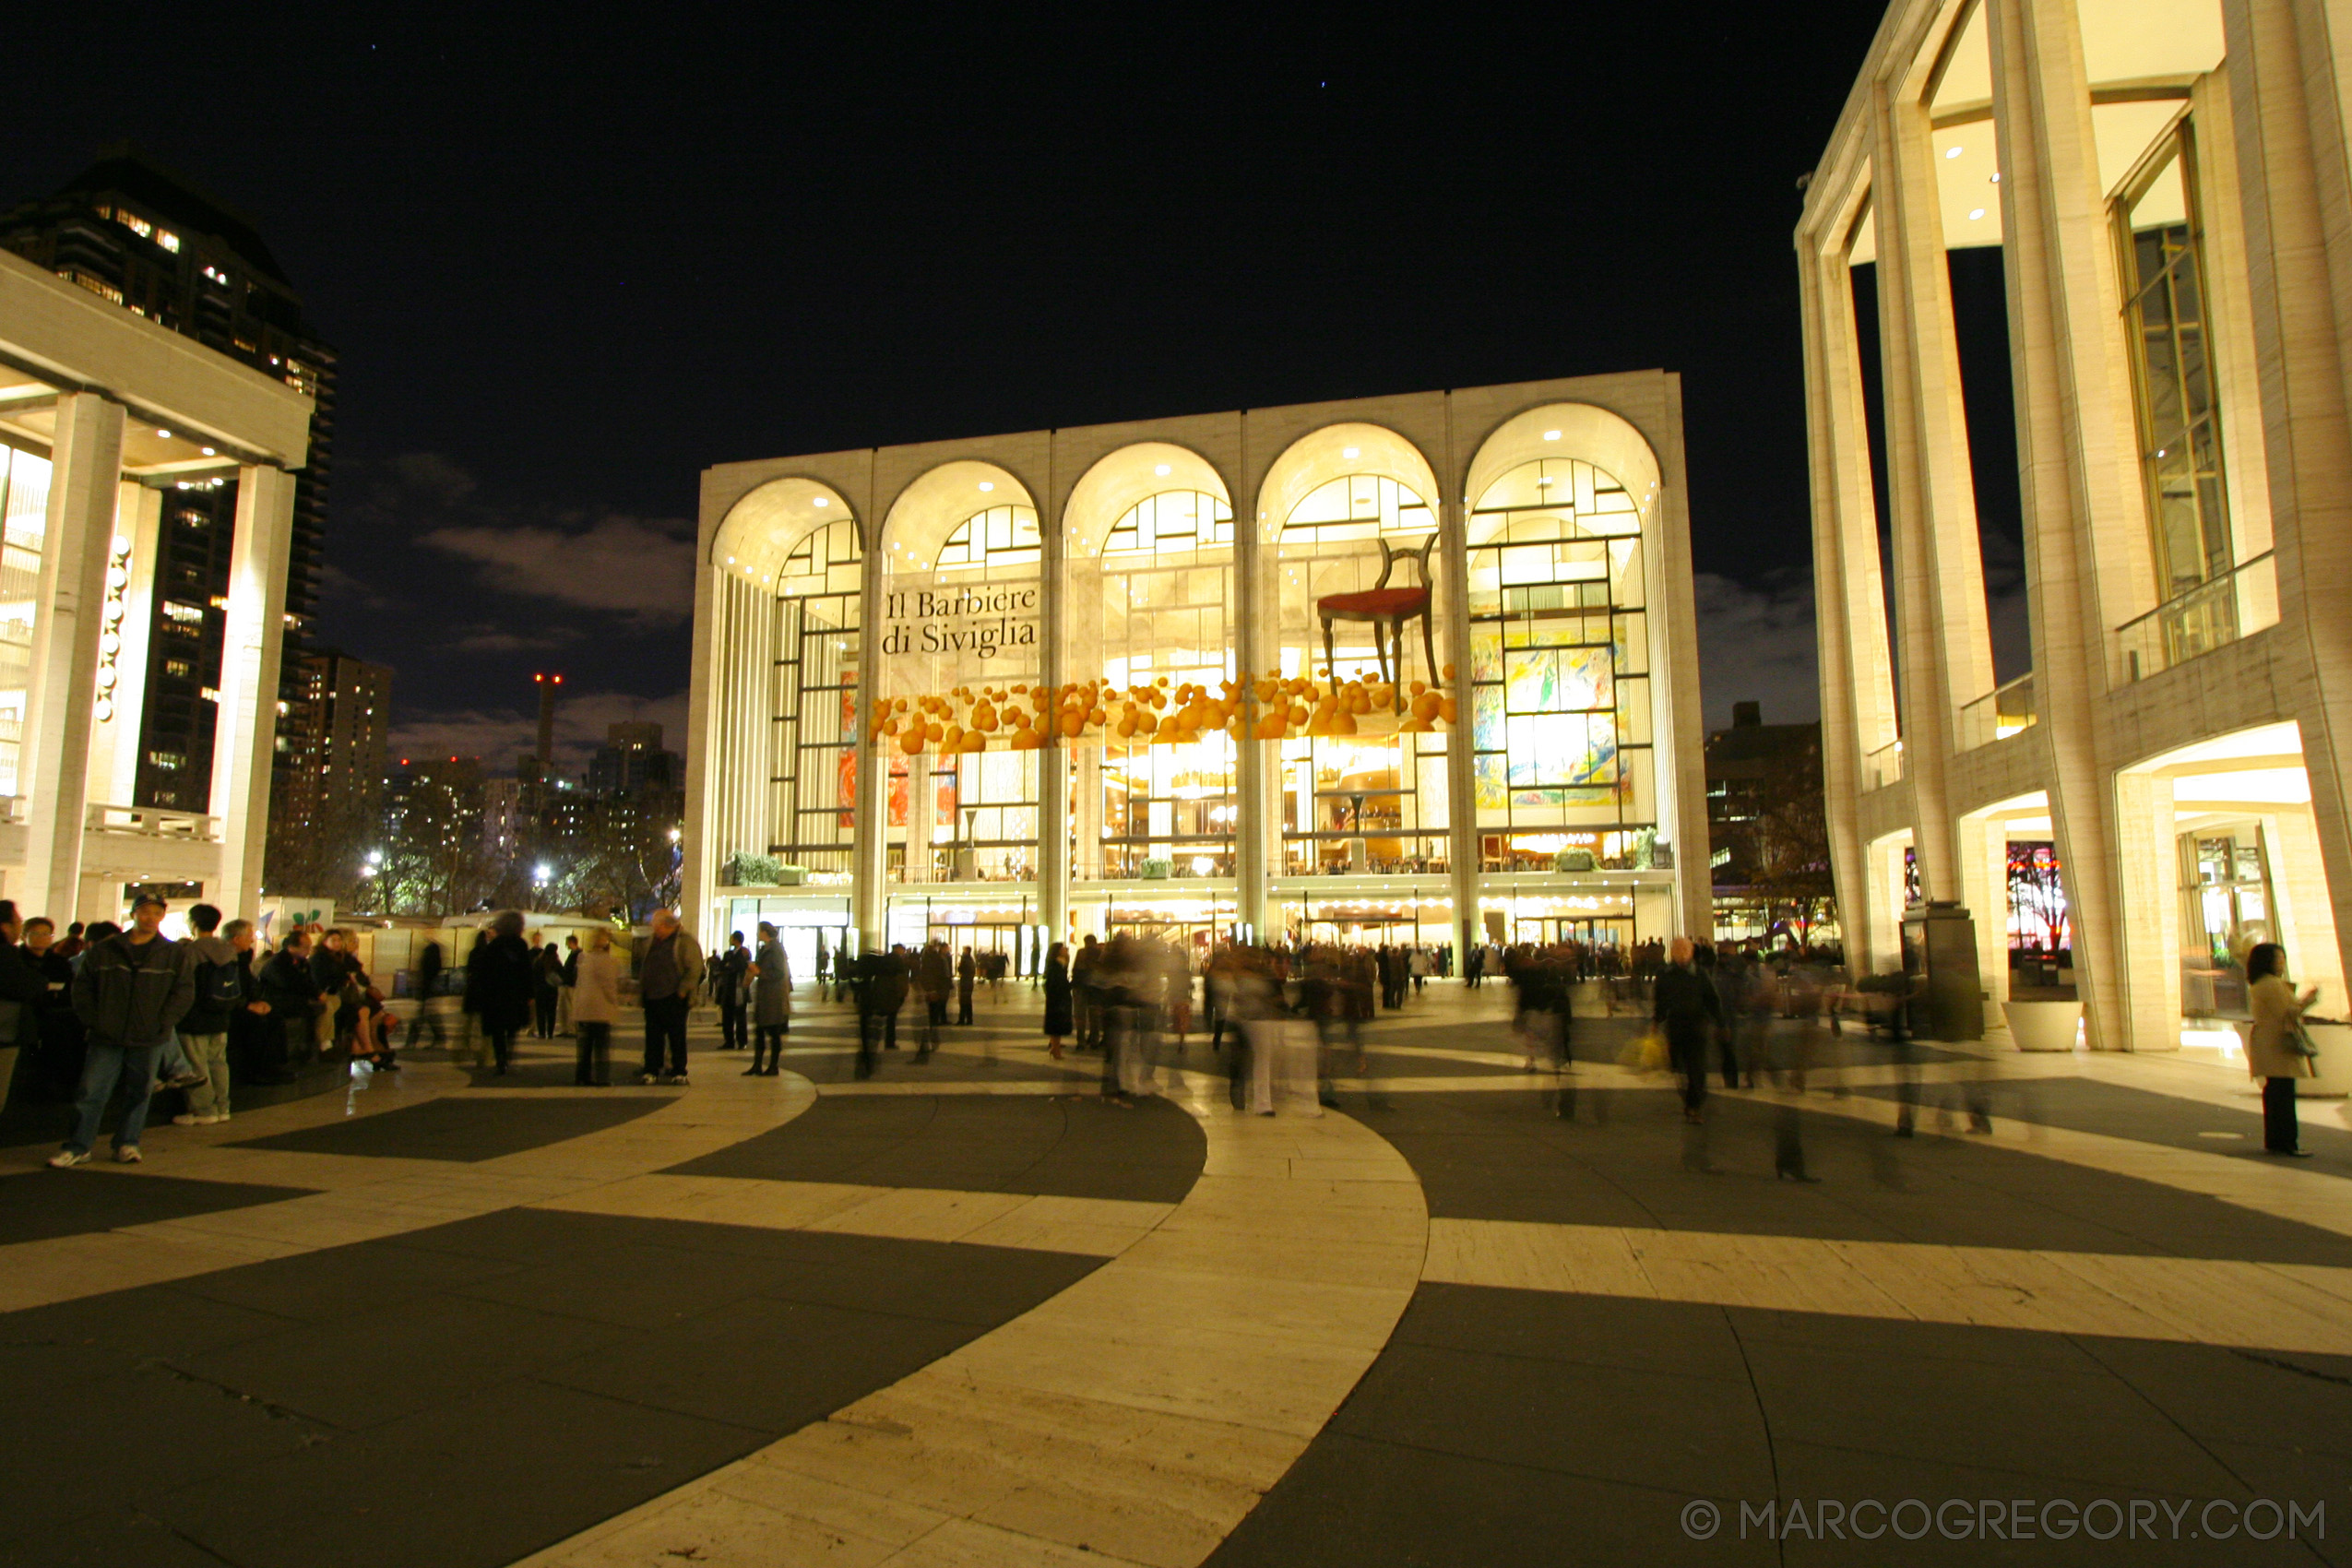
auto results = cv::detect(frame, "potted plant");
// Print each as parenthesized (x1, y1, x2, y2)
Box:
(2003, 978, 2082, 1052)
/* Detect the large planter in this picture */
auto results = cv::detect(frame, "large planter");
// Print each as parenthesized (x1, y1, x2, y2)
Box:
(2300, 1020, 2352, 1098)
(2003, 998, 2082, 1052)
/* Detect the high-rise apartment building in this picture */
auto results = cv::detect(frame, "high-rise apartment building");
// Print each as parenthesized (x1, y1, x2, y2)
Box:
(0, 146, 337, 817)
(587, 721, 683, 801)
(279, 647, 392, 833)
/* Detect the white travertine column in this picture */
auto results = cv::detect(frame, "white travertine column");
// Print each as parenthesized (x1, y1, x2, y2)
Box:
(1036, 461, 1069, 944)
(1955, 814, 2013, 1006)
(851, 543, 887, 952)
(1990, 0, 2166, 1050)
(88, 481, 160, 811)
(18, 393, 125, 918)
(1872, 82, 2001, 904)
(1441, 482, 1482, 958)
(206, 463, 295, 918)
(2222, 0, 2352, 1008)
(1234, 449, 1270, 940)
(1800, 232, 1902, 972)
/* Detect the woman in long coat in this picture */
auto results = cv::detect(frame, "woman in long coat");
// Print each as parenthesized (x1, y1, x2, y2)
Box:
(2247, 942, 2318, 1157)
(749, 921, 792, 1076)
(1042, 942, 1074, 1060)
(468, 910, 536, 1075)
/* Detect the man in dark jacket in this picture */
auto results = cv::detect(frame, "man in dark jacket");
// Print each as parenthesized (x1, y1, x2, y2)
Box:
(255, 929, 327, 1082)
(0, 900, 52, 1111)
(1653, 937, 1726, 1123)
(636, 909, 705, 1086)
(405, 936, 446, 1050)
(854, 945, 909, 1078)
(52, 894, 196, 1167)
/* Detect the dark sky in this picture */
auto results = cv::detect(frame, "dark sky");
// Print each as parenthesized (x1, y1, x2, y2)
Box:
(10, 2, 1895, 770)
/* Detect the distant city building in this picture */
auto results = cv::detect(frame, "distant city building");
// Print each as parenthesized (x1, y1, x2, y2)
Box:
(481, 776, 524, 861)
(0, 147, 338, 822)
(386, 754, 485, 842)
(1705, 703, 1832, 945)
(587, 721, 683, 801)
(278, 647, 391, 833)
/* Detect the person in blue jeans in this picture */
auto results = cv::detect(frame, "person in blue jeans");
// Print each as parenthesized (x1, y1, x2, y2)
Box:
(50, 893, 196, 1168)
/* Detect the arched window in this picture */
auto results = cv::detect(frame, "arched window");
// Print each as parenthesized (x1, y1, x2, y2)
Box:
(767, 517, 862, 873)
(1103, 491, 1232, 554)
(935, 505, 1040, 570)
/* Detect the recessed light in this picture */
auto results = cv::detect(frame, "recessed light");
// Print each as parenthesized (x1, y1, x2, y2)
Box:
(1154, 463, 1171, 477)
(813, 496, 829, 506)
(1542, 430, 1561, 441)
(1945, 145, 1963, 160)
(727, 555, 736, 564)
(200, 446, 216, 457)
(1990, 172, 2001, 183)
(156, 429, 172, 439)
(1537, 476, 1556, 487)
(978, 481, 994, 493)
(1342, 446, 1360, 459)
(1968, 208, 1987, 220)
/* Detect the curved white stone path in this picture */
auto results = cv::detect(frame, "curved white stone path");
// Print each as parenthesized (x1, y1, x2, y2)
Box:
(510, 1076, 1429, 1568)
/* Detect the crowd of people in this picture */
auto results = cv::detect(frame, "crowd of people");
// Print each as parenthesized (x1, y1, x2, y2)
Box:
(3, 896, 406, 1169)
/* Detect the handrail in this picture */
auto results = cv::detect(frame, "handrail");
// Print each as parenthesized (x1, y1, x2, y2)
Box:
(2116, 551, 2276, 682)
(1861, 740, 1904, 790)
(84, 802, 221, 840)
(1956, 671, 2037, 752)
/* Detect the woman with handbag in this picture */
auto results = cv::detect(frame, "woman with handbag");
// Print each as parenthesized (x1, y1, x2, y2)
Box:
(2247, 942, 2319, 1158)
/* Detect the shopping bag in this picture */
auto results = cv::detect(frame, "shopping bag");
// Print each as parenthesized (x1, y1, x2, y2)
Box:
(1621, 1028, 1669, 1075)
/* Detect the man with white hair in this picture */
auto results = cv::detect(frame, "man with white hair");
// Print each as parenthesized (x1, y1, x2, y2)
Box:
(636, 909, 705, 1086)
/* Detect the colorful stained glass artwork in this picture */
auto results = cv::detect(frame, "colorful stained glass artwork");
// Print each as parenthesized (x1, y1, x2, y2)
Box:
(1504, 713, 1618, 790)
(1473, 685, 1505, 751)
(1474, 752, 1508, 812)
(1559, 646, 1613, 710)
(1471, 627, 1504, 683)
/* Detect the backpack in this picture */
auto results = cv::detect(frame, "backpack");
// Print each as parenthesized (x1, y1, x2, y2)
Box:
(199, 957, 243, 1009)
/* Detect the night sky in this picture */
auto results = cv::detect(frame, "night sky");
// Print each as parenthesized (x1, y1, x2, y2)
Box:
(10, 3, 1897, 774)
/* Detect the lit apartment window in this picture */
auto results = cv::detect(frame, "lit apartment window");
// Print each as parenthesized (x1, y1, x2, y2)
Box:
(2114, 119, 2230, 603)
(65, 270, 125, 305)
(145, 751, 184, 772)
(156, 231, 180, 253)
(160, 601, 206, 625)
(164, 659, 193, 678)
(113, 209, 153, 241)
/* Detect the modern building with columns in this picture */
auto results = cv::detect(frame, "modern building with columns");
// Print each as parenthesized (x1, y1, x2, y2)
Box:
(0, 246, 308, 921)
(1802, 0, 2352, 1051)
(684, 373, 1711, 974)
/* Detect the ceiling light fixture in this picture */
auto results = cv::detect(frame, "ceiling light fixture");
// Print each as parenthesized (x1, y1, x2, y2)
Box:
(1968, 208, 1987, 220)
(1945, 145, 1963, 159)
(1542, 430, 1561, 441)
(1154, 463, 1171, 477)
(813, 496, 828, 506)
(978, 481, 994, 493)
(1342, 446, 1360, 459)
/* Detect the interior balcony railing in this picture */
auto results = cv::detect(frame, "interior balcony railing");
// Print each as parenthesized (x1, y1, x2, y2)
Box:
(2117, 551, 2277, 683)
(1955, 672, 2037, 752)
(1861, 740, 1905, 791)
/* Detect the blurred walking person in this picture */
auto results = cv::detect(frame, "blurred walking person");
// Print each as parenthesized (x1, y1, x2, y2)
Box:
(571, 929, 621, 1086)
(469, 912, 536, 1076)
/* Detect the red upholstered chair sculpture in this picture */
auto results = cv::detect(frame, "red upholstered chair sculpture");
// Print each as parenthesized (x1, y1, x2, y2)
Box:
(1316, 531, 1438, 695)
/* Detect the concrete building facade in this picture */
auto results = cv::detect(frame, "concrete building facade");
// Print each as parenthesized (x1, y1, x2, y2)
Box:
(685, 373, 1711, 977)
(1802, 0, 2352, 1049)
(0, 246, 309, 919)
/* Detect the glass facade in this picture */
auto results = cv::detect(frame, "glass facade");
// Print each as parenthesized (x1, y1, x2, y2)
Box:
(1276, 475, 1448, 875)
(2116, 122, 2232, 609)
(1467, 458, 1655, 872)
(1073, 490, 1237, 882)
(881, 501, 1041, 884)
(767, 517, 861, 873)
(0, 445, 53, 800)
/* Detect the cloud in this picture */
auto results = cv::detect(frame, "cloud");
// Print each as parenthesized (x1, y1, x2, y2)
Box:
(443, 623, 585, 656)
(316, 562, 395, 613)
(1693, 569, 1822, 731)
(418, 513, 695, 625)
(388, 687, 691, 778)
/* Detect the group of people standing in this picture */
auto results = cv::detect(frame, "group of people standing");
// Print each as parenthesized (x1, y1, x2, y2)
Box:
(709, 923, 794, 1075)
(441, 910, 702, 1087)
(9, 897, 386, 1169)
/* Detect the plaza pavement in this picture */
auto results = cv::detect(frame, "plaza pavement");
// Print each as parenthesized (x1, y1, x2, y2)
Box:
(1, 981, 2347, 1565)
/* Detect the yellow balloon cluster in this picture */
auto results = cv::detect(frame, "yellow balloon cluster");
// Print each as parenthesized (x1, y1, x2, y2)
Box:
(867, 669, 1460, 759)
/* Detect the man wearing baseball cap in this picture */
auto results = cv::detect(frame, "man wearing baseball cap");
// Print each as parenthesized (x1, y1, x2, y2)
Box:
(51, 893, 196, 1168)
